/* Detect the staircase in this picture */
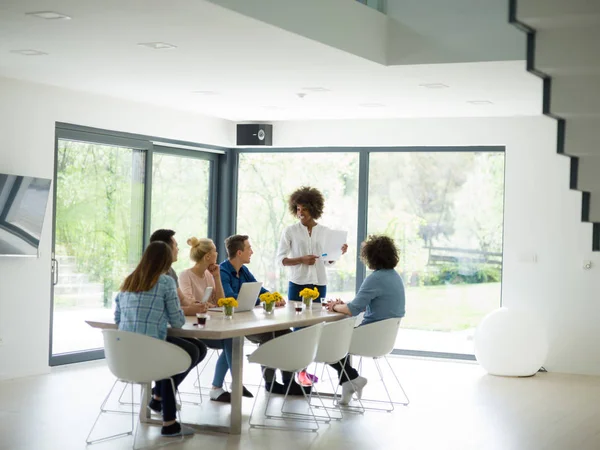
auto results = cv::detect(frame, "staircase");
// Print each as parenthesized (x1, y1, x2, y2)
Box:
(54, 255, 105, 308)
(510, 0, 600, 251)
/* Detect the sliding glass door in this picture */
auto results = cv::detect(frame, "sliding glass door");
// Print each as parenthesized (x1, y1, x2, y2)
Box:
(50, 128, 221, 365)
(51, 137, 146, 362)
(150, 148, 215, 274)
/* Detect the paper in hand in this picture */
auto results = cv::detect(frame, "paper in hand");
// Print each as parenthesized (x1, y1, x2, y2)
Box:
(321, 229, 348, 261)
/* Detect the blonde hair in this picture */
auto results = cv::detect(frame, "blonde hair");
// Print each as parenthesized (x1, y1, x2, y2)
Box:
(187, 237, 215, 263)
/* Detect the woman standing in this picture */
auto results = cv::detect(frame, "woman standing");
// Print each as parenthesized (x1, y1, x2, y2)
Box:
(179, 237, 253, 402)
(276, 186, 347, 385)
(276, 186, 348, 302)
(114, 241, 206, 437)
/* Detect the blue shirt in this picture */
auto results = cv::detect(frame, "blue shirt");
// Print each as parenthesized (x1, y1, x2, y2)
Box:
(346, 269, 406, 326)
(114, 275, 185, 340)
(220, 259, 269, 305)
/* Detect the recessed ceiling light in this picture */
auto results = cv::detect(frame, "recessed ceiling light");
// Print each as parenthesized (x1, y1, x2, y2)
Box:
(359, 103, 385, 108)
(419, 83, 449, 89)
(192, 90, 219, 95)
(137, 42, 177, 50)
(301, 87, 331, 92)
(26, 11, 71, 20)
(467, 100, 494, 105)
(10, 49, 48, 56)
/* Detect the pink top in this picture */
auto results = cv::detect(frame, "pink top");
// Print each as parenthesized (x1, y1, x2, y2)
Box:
(178, 268, 216, 306)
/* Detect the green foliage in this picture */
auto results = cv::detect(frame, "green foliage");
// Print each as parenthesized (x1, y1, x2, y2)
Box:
(56, 141, 144, 307)
(422, 263, 502, 286)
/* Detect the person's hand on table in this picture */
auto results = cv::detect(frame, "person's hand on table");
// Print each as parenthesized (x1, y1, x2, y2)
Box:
(188, 303, 208, 314)
(341, 244, 348, 255)
(326, 299, 344, 312)
(275, 299, 286, 307)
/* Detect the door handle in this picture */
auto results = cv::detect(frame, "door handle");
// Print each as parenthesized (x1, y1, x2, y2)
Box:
(52, 258, 59, 286)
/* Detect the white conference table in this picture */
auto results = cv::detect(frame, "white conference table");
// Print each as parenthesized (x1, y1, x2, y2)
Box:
(86, 304, 345, 435)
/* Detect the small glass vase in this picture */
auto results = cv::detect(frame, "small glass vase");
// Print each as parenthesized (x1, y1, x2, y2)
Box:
(302, 296, 313, 310)
(224, 305, 234, 319)
(264, 302, 274, 315)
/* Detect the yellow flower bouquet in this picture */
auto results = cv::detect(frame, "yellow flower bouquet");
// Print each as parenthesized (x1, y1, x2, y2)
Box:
(299, 287, 319, 308)
(217, 297, 239, 319)
(259, 291, 284, 314)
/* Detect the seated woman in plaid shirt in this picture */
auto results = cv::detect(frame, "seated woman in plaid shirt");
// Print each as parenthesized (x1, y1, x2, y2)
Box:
(114, 241, 207, 437)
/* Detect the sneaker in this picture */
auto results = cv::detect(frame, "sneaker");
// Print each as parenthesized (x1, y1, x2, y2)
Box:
(350, 376, 368, 400)
(297, 370, 313, 386)
(339, 380, 356, 405)
(306, 372, 319, 383)
(209, 388, 231, 403)
(148, 398, 161, 414)
(161, 422, 195, 437)
(242, 385, 254, 398)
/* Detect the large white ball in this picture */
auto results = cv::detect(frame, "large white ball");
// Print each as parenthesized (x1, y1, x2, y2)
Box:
(474, 307, 548, 377)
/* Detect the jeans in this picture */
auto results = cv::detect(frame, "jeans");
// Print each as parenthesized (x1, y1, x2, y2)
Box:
(329, 355, 359, 384)
(155, 337, 207, 422)
(201, 338, 233, 388)
(288, 282, 326, 302)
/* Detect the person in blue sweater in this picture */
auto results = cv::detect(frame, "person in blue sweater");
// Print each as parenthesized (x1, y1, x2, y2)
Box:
(220, 234, 308, 395)
(326, 234, 406, 405)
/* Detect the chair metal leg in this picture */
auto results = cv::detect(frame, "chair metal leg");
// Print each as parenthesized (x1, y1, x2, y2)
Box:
(351, 356, 409, 412)
(180, 364, 203, 406)
(384, 356, 410, 406)
(86, 381, 134, 446)
(249, 370, 320, 432)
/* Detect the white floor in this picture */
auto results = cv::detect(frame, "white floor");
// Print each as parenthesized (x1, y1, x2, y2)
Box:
(2, 356, 600, 450)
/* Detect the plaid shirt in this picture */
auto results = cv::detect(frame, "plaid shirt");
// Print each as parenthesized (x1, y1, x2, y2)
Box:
(114, 275, 185, 340)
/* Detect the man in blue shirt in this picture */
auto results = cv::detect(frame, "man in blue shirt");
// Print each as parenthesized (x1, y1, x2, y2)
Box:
(220, 234, 308, 395)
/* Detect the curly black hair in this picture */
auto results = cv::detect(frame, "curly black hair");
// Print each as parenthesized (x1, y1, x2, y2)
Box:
(288, 186, 325, 220)
(360, 235, 399, 270)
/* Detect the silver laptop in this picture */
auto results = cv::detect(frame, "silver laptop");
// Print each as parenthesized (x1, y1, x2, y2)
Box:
(208, 281, 263, 313)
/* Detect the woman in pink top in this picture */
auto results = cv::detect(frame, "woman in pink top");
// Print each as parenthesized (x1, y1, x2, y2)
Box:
(179, 237, 253, 402)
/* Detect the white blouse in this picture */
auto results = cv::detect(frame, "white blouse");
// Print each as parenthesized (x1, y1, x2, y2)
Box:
(276, 222, 334, 286)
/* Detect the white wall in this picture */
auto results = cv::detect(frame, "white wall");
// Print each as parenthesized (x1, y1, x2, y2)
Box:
(274, 116, 600, 376)
(0, 77, 233, 381)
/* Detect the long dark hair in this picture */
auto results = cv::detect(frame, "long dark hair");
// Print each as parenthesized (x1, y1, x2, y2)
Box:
(121, 241, 173, 292)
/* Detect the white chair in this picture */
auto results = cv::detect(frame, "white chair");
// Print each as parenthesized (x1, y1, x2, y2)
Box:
(301, 317, 357, 421)
(86, 330, 192, 449)
(247, 323, 324, 432)
(349, 318, 409, 412)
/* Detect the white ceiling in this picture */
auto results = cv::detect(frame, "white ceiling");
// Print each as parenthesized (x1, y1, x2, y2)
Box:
(0, 0, 542, 121)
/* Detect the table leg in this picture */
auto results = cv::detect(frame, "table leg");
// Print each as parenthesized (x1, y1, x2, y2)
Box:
(139, 382, 151, 423)
(230, 336, 244, 435)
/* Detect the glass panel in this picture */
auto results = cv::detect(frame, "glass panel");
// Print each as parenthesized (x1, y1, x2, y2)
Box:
(368, 152, 504, 355)
(237, 152, 360, 299)
(52, 140, 145, 356)
(150, 153, 211, 274)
